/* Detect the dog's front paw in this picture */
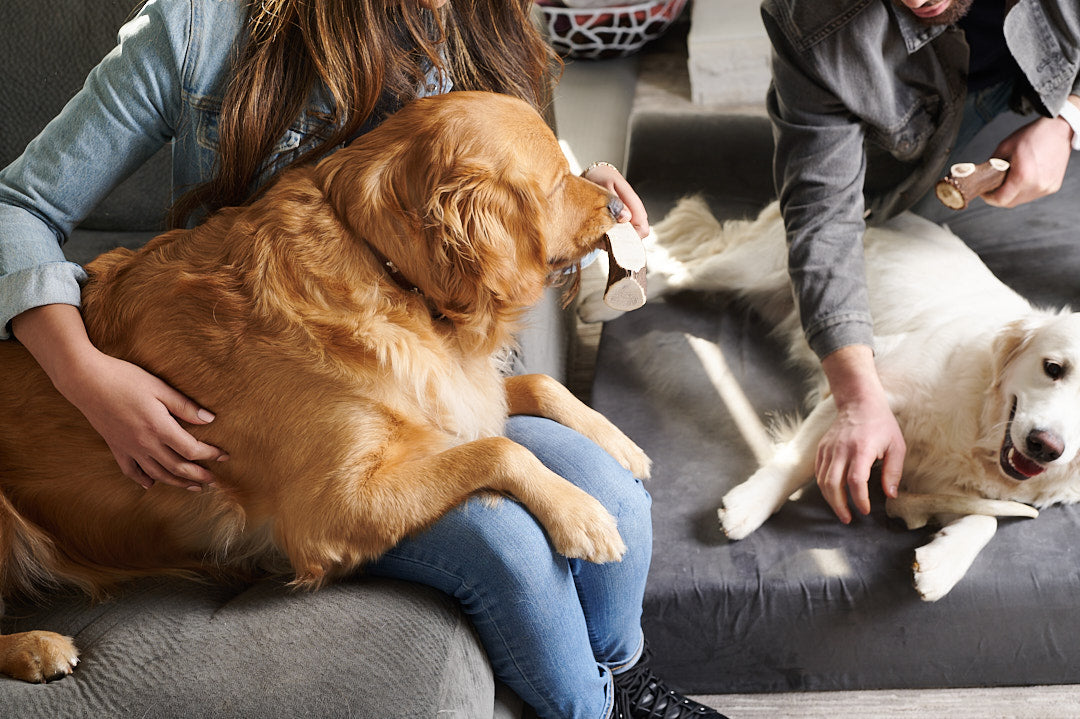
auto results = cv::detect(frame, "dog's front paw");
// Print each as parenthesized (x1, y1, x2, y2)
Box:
(0, 631, 79, 683)
(912, 544, 967, 602)
(910, 514, 997, 602)
(717, 481, 775, 540)
(543, 489, 626, 564)
(601, 434, 652, 480)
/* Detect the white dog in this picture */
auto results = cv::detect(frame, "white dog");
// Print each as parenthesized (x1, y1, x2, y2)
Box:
(582, 197, 1080, 601)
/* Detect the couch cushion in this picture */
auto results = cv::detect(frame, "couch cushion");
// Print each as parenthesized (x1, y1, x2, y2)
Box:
(1, 576, 496, 717)
(687, 0, 771, 109)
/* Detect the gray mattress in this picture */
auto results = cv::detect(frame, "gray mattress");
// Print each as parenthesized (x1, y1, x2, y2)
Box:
(590, 110, 1080, 695)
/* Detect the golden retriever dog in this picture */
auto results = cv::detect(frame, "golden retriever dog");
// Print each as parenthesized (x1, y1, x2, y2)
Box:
(582, 196, 1080, 602)
(0, 91, 650, 682)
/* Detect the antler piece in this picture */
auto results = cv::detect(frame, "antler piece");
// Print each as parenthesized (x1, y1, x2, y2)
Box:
(934, 158, 1010, 210)
(602, 222, 647, 311)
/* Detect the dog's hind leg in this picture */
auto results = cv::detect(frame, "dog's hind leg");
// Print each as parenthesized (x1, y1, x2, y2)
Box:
(718, 397, 836, 540)
(911, 514, 997, 601)
(0, 627, 80, 683)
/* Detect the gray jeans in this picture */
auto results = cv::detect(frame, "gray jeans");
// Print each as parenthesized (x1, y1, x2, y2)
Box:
(911, 82, 1080, 310)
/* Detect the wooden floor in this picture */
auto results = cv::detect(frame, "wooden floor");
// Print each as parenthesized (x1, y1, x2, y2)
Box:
(693, 685, 1080, 718)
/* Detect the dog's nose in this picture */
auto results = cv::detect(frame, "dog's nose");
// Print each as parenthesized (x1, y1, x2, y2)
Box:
(1026, 428, 1064, 463)
(607, 195, 625, 220)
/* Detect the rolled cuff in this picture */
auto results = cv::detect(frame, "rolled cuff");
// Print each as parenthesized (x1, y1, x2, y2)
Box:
(0, 261, 88, 340)
(805, 312, 874, 360)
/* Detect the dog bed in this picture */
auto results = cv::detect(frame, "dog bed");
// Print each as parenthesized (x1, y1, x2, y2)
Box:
(590, 109, 1080, 694)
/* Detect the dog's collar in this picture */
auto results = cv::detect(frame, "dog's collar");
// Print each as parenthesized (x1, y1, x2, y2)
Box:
(364, 241, 447, 321)
(367, 243, 421, 295)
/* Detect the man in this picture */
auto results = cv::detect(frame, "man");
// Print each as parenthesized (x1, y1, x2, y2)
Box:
(762, 0, 1080, 523)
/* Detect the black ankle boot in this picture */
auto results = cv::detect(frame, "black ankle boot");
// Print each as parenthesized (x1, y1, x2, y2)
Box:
(612, 644, 728, 719)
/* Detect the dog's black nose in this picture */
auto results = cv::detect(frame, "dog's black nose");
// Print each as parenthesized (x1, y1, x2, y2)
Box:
(1026, 428, 1064, 463)
(607, 195, 625, 220)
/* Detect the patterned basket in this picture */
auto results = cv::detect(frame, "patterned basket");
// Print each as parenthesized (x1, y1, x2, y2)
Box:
(535, 0, 689, 60)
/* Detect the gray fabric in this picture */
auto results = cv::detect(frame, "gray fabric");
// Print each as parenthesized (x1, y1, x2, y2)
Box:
(591, 110, 1080, 694)
(1, 577, 495, 717)
(1, 0, 171, 232)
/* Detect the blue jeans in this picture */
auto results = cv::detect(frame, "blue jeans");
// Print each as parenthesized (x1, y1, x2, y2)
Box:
(366, 415, 652, 719)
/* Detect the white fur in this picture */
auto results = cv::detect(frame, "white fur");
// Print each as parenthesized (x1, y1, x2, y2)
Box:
(583, 197, 1080, 601)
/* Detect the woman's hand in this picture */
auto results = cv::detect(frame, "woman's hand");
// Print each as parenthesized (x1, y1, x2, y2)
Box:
(982, 97, 1076, 208)
(817, 344, 906, 523)
(12, 304, 227, 491)
(581, 161, 650, 238)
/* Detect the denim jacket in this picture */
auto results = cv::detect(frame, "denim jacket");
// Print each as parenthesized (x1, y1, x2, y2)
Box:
(762, 0, 1080, 358)
(0, 0, 450, 339)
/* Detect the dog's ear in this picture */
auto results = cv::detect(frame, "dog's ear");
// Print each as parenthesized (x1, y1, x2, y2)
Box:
(991, 318, 1038, 390)
(424, 166, 548, 311)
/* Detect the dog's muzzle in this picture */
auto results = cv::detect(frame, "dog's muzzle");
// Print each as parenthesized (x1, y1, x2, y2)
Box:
(999, 397, 1053, 481)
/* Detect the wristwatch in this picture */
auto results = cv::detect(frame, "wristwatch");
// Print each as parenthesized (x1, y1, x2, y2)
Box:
(1058, 98, 1080, 151)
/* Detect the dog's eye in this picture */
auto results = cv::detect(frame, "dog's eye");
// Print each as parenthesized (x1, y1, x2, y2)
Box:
(1044, 359, 1065, 380)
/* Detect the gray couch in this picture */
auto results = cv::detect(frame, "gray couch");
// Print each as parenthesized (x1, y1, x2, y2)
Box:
(0, 1, 565, 715)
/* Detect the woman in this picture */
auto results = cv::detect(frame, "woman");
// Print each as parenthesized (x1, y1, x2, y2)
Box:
(0, 1, 725, 717)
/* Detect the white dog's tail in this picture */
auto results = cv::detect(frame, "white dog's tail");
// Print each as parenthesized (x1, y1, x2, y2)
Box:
(646, 197, 793, 323)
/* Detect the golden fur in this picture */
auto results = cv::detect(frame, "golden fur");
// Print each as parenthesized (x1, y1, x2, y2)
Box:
(0, 91, 650, 682)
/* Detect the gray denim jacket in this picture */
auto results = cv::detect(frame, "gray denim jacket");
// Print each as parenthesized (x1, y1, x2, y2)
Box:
(0, 0, 449, 339)
(762, 0, 1080, 358)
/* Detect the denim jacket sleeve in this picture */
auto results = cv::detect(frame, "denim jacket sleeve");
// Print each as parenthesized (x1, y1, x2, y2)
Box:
(762, 2, 875, 360)
(0, 0, 189, 339)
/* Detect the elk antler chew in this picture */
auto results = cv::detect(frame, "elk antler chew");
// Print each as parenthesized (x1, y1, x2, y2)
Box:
(602, 222, 648, 311)
(934, 158, 1010, 210)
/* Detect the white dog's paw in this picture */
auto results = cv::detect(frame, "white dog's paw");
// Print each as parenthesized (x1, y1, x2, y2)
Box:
(717, 480, 776, 540)
(912, 543, 967, 602)
(910, 515, 997, 602)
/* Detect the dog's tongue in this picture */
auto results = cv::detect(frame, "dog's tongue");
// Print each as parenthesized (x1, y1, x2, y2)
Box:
(602, 223, 647, 311)
(1009, 448, 1046, 478)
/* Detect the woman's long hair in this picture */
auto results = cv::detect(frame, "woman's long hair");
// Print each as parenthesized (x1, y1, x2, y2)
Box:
(169, 0, 559, 227)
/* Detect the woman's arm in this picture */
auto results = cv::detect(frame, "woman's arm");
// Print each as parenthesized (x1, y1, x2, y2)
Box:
(2, 0, 226, 488)
(12, 304, 225, 491)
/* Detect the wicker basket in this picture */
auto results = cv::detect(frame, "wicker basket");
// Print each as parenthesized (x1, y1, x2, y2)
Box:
(534, 0, 689, 59)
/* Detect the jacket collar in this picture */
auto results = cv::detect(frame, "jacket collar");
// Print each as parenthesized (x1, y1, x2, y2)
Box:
(888, 1, 950, 54)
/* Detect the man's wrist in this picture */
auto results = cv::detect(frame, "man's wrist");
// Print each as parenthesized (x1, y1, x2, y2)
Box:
(1057, 96, 1080, 151)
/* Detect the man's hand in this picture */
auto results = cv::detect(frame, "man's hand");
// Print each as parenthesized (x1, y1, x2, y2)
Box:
(817, 344, 906, 523)
(982, 95, 1077, 208)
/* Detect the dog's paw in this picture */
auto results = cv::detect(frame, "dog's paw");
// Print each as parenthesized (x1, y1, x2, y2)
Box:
(717, 481, 774, 540)
(912, 546, 966, 602)
(544, 490, 626, 564)
(0, 631, 79, 683)
(910, 515, 996, 602)
(601, 434, 652, 480)
(577, 290, 625, 324)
